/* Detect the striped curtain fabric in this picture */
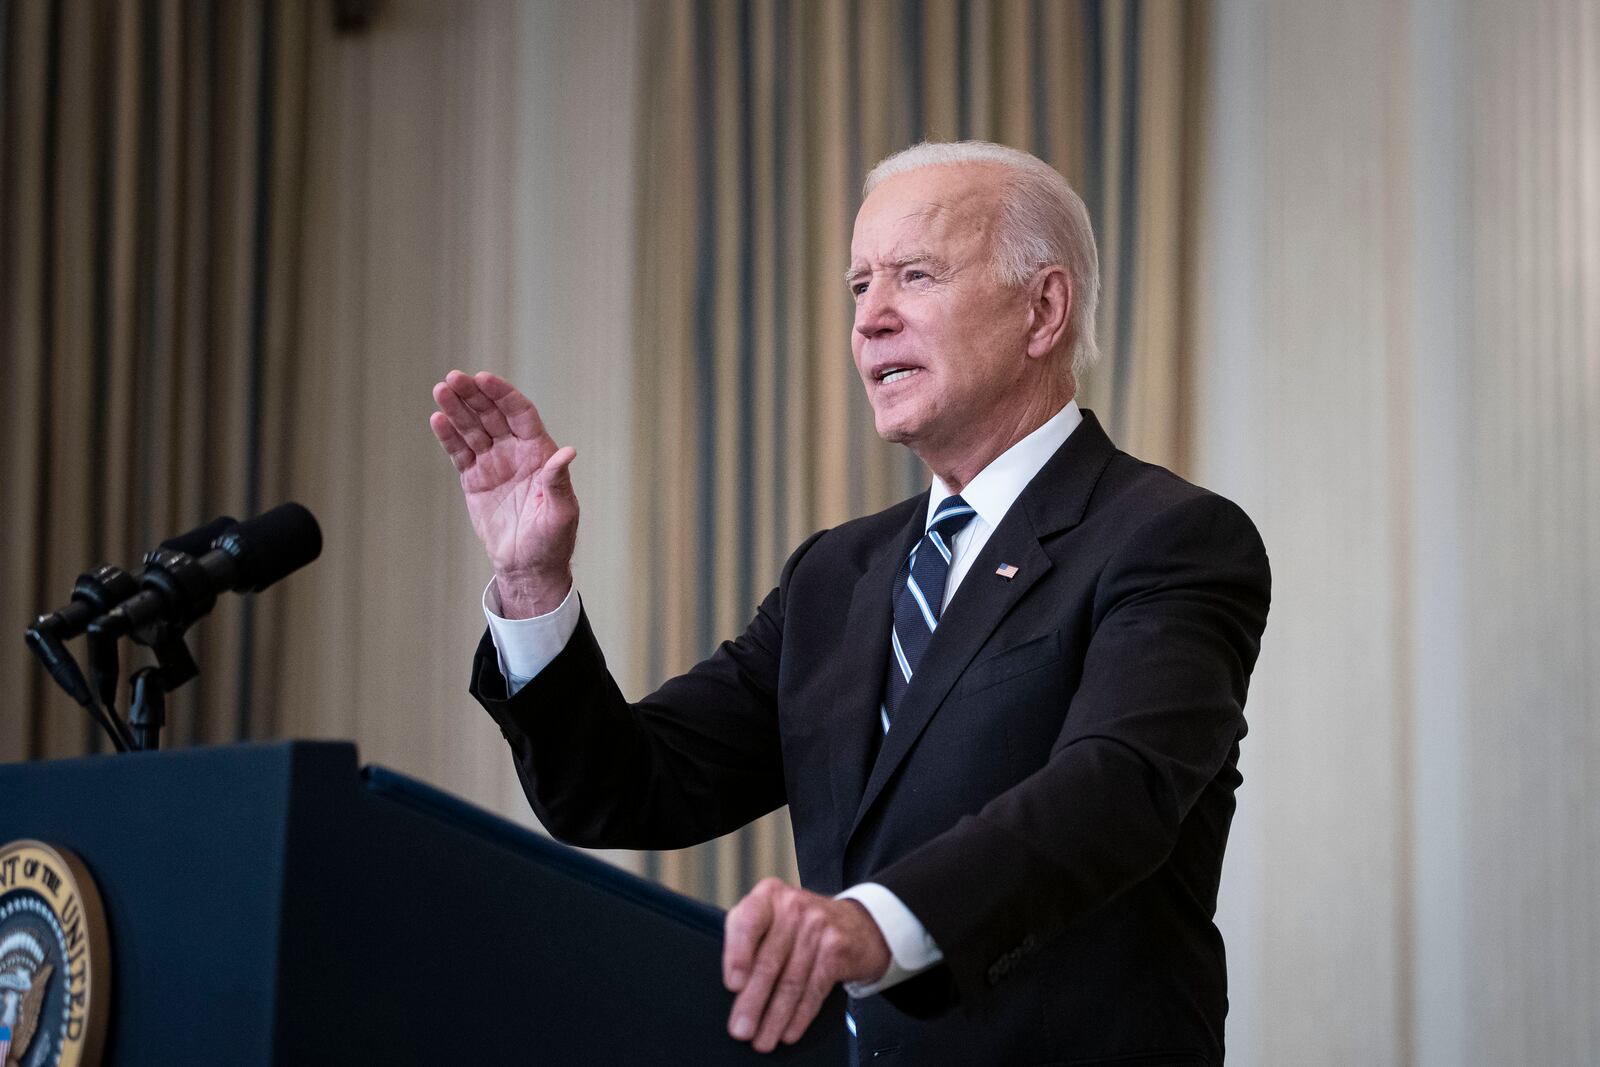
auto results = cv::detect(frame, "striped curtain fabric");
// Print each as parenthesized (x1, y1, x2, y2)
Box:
(0, 0, 313, 761)
(631, 0, 1209, 906)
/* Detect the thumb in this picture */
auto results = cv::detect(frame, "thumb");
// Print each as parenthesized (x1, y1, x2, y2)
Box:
(537, 446, 577, 495)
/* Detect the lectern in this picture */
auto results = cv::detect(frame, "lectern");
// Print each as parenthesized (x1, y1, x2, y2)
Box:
(0, 742, 846, 1064)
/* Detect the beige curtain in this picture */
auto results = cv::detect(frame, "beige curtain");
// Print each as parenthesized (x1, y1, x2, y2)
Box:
(0, 0, 645, 829)
(632, 0, 1209, 906)
(1, 0, 312, 761)
(1202, 2, 1600, 1062)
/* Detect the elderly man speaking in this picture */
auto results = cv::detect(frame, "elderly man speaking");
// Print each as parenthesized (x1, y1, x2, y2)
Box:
(430, 141, 1270, 1064)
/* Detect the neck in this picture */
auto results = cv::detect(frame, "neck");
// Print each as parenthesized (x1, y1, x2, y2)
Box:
(922, 385, 1073, 493)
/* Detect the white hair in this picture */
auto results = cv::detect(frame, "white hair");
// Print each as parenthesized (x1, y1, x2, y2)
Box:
(863, 141, 1102, 376)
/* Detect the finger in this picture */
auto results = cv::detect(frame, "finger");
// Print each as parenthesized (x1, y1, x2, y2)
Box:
(428, 411, 475, 473)
(723, 886, 774, 992)
(475, 371, 549, 441)
(781, 926, 845, 1046)
(729, 902, 799, 1043)
(537, 446, 578, 496)
(432, 377, 493, 453)
(446, 369, 512, 438)
(780, 974, 833, 1047)
(753, 910, 823, 1053)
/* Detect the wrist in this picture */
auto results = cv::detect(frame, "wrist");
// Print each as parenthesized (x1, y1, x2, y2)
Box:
(493, 569, 572, 619)
(839, 899, 892, 983)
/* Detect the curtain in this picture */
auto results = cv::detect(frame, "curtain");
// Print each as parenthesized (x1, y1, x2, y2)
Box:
(1203, 2, 1600, 1062)
(265, 0, 648, 827)
(631, 0, 1209, 907)
(1, 0, 312, 761)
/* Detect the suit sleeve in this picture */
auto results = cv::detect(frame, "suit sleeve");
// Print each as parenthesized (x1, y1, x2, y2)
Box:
(470, 529, 829, 851)
(870, 492, 1271, 1008)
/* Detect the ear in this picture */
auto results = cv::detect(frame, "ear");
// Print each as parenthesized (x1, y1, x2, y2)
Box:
(1024, 267, 1072, 359)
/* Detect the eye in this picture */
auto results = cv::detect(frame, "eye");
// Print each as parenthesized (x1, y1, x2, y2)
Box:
(904, 269, 930, 283)
(851, 281, 869, 296)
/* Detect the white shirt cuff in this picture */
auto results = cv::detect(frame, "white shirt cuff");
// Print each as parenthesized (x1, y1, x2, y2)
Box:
(482, 579, 581, 696)
(835, 882, 944, 997)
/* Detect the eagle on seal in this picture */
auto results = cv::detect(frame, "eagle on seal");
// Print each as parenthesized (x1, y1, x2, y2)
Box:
(0, 930, 53, 1067)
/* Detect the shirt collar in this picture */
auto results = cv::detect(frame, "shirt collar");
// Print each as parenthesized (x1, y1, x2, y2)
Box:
(927, 400, 1083, 531)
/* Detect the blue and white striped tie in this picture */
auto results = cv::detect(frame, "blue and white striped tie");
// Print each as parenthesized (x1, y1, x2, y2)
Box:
(882, 495, 976, 732)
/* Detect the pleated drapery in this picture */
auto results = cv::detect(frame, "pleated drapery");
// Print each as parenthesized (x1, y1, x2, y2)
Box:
(1, 0, 313, 761)
(631, 0, 1209, 907)
(1203, 3, 1600, 1061)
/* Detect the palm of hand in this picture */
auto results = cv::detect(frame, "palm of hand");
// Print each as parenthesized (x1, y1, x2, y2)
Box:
(459, 433, 572, 575)
(431, 371, 579, 609)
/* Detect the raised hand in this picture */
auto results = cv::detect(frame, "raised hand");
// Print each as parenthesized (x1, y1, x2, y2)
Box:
(429, 370, 577, 618)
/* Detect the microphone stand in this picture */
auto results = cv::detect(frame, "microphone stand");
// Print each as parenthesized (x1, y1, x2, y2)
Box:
(124, 627, 201, 752)
(29, 504, 320, 753)
(86, 628, 122, 727)
(89, 685, 138, 753)
(79, 548, 209, 753)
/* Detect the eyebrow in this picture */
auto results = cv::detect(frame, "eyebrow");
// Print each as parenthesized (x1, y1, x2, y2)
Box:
(844, 251, 951, 285)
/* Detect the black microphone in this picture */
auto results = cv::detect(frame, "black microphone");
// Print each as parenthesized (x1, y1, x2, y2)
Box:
(163, 517, 241, 555)
(89, 503, 322, 640)
(28, 516, 238, 641)
(25, 518, 238, 751)
(25, 516, 238, 709)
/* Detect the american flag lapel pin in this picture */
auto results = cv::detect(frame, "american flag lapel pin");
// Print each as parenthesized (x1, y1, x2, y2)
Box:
(995, 563, 1019, 580)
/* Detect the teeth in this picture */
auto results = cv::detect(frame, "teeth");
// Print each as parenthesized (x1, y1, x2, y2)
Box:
(881, 369, 915, 384)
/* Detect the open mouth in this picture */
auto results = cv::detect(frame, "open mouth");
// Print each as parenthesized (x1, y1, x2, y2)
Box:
(875, 367, 921, 385)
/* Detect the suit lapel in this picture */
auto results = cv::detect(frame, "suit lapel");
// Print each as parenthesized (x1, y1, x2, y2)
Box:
(826, 500, 925, 857)
(846, 411, 1118, 844)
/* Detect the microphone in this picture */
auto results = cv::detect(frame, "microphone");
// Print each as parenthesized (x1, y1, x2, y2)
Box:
(28, 516, 238, 641)
(88, 503, 322, 640)
(25, 516, 239, 710)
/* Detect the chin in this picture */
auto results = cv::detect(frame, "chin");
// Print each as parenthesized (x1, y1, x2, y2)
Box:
(871, 395, 923, 441)
(873, 411, 918, 445)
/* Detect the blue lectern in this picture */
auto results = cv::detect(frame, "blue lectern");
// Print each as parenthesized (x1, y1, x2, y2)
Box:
(0, 742, 846, 1065)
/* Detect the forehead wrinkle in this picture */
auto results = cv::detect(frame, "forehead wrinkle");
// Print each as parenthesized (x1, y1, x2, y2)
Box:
(850, 176, 1003, 280)
(900, 192, 999, 258)
(901, 202, 946, 224)
(916, 180, 999, 220)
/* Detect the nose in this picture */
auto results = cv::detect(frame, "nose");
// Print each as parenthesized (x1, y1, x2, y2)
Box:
(854, 279, 901, 340)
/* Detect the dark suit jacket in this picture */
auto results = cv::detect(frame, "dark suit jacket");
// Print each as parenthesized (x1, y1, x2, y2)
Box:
(472, 412, 1270, 1065)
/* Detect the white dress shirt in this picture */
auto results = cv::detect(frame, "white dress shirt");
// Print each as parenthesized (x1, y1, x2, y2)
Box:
(484, 400, 1082, 997)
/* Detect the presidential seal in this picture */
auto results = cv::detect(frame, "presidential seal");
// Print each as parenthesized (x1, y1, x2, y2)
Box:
(0, 841, 108, 1067)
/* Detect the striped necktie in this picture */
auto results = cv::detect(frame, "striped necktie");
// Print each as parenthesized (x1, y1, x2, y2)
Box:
(883, 495, 977, 731)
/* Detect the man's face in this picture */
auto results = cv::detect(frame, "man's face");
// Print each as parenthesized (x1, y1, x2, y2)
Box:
(848, 164, 1034, 455)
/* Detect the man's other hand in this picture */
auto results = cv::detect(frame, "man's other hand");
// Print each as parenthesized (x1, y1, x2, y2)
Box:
(722, 878, 891, 1052)
(429, 370, 577, 618)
